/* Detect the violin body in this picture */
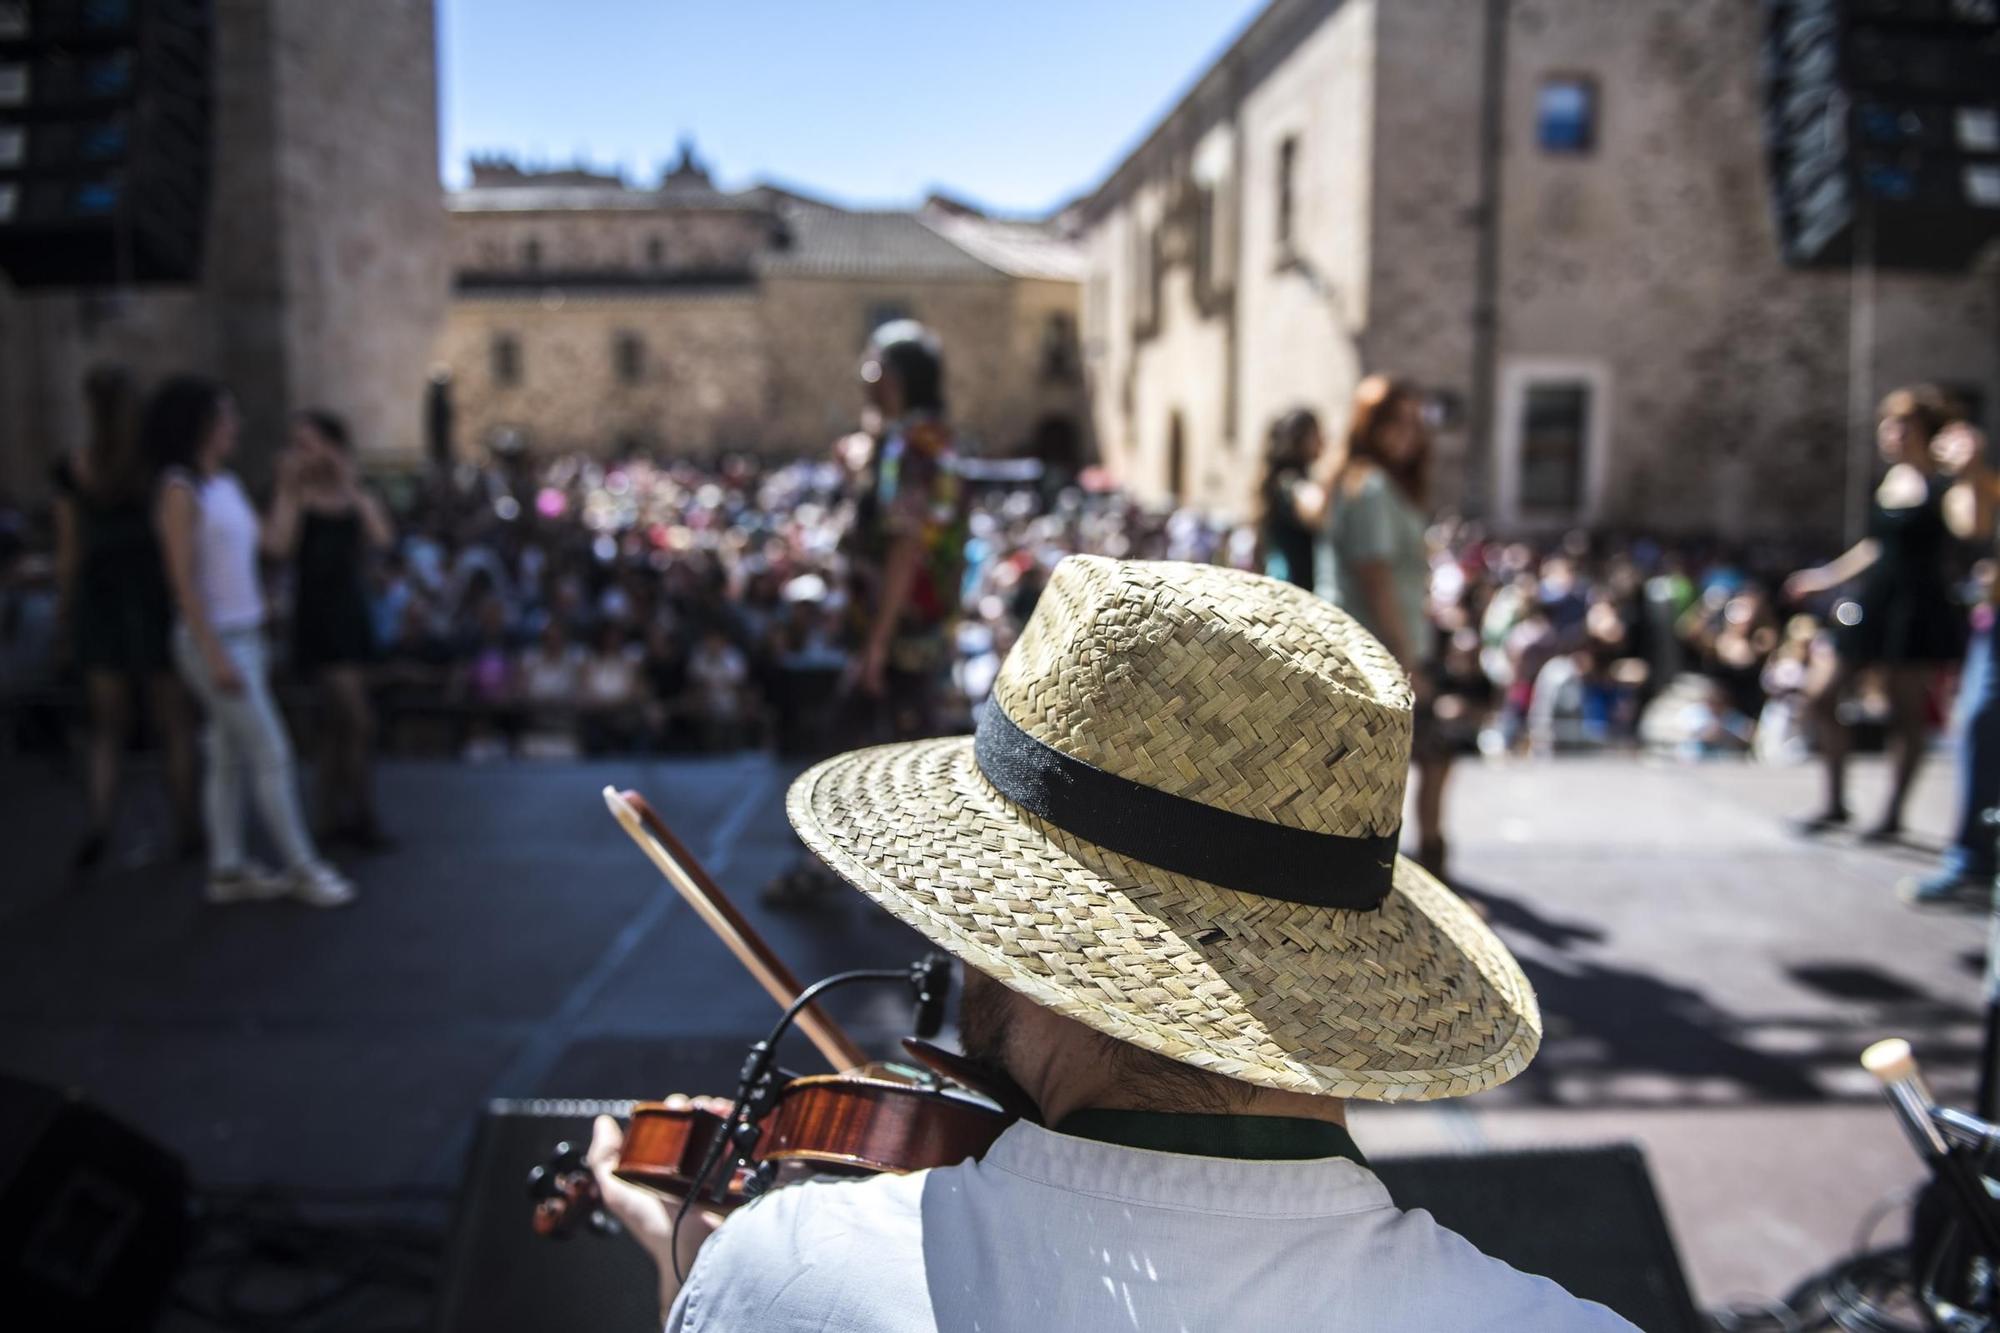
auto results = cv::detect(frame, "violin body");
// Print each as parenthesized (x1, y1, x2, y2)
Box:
(532, 1062, 1013, 1237)
(755, 1069, 1010, 1176)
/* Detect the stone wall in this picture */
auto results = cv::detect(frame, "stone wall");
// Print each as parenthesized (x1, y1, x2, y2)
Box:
(755, 274, 1018, 455)
(271, 0, 447, 463)
(0, 0, 446, 500)
(1362, 0, 1487, 513)
(1493, 0, 1998, 540)
(435, 291, 769, 456)
(1082, 0, 1378, 515)
(1077, 0, 2000, 541)
(1231, 0, 1376, 513)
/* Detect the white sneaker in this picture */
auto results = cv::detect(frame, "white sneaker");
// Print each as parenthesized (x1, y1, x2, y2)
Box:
(206, 862, 291, 905)
(290, 863, 358, 909)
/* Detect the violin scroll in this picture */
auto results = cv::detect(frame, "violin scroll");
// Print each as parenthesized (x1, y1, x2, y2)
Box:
(527, 1140, 618, 1240)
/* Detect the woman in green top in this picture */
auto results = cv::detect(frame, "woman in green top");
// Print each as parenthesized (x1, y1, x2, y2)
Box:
(1326, 376, 1450, 874)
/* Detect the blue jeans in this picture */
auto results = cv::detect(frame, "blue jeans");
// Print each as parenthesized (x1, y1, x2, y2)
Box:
(173, 624, 323, 876)
(1945, 619, 2000, 880)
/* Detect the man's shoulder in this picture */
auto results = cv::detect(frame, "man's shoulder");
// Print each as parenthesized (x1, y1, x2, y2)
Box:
(671, 1170, 936, 1331)
(1372, 1204, 1640, 1331)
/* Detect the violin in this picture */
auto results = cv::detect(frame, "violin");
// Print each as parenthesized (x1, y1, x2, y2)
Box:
(528, 789, 1027, 1240)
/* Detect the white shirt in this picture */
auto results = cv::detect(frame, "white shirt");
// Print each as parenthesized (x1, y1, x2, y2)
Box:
(177, 471, 264, 632)
(666, 1120, 1638, 1332)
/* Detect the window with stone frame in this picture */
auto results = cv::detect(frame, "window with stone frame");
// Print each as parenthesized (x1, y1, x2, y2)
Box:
(614, 331, 645, 385)
(522, 237, 543, 270)
(646, 235, 665, 268)
(492, 333, 522, 387)
(1517, 381, 1592, 513)
(1537, 76, 1597, 154)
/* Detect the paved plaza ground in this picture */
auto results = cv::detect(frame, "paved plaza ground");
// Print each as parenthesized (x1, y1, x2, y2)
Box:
(1, 748, 1990, 1320)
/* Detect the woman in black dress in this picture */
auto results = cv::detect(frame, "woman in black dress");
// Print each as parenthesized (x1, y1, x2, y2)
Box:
(266, 410, 395, 848)
(52, 366, 197, 870)
(1786, 386, 1978, 840)
(1257, 408, 1331, 590)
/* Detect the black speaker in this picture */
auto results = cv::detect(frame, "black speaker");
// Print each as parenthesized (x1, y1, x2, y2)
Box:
(0, 0, 213, 287)
(435, 1100, 662, 1333)
(0, 1073, 190, 1332)
(1373, 1143, 1703, 1333)
(1762, 0, 2000, 271)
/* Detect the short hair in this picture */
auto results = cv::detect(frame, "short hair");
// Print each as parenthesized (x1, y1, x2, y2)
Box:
(300, 408, 352, 451)
(1095, 1033, 1257, 1113)
(866, 320, 945, 415)
(140, 375, 229, 474)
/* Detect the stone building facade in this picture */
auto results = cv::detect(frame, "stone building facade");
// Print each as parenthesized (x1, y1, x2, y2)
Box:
(1080, 0, 2000, 542)
(436, 156, 1087, 462)
(0, 0, 447, 500)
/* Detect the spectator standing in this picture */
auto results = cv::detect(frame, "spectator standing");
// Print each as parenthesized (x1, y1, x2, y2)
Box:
(53, 366, 197, 872)
(1905, 415, 1999, 902)
(1325, 376, 1451, 875)
(265, 410, 394, 850)
(1786, 386, 1977, 842)
(841, 320, 968, 739)
(148, 377, 354, 907)
(1256, 408, 1329, 590)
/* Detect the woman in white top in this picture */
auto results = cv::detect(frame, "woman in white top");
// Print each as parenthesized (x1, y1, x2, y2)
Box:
(147, 376, 355, 908)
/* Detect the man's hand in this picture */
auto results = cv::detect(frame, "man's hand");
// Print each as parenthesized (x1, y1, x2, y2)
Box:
(586, 1101, 732, 1319)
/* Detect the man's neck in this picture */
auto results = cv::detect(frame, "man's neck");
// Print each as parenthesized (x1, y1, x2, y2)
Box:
(1003, 1006, 1347, 1129)
(1068, 1083, 1349, 1128)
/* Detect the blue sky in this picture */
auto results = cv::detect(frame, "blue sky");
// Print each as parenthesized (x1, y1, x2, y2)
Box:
(438, 0, 1268, 214)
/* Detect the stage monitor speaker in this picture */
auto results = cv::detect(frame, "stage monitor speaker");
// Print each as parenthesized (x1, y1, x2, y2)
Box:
(0, 1073, 190, 1332)
(437, 1100, 661, 1333)
(1373, 1143, 1703, 1333)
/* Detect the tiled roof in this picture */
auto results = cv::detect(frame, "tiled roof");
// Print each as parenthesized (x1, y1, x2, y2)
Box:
(757, 206, 1006, 281)
(918, 211, 1086, 282)
(447, 185, 763, 214)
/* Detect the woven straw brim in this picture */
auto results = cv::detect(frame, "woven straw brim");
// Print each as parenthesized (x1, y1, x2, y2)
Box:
(789, 735, 1542, 1102)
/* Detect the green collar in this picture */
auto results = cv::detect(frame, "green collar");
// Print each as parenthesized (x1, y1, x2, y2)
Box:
(1053, 1109, 1369, 1167)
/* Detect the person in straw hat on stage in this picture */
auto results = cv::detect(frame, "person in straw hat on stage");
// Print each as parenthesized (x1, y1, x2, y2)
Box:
(590, 554, 1634, 1330)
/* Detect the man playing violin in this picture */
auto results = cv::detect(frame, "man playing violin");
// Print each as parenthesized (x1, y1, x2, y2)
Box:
(592, 555, 1634, 1330)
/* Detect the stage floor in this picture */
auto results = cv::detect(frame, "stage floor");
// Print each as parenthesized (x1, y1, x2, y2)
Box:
(0, 748, 1984, 1311)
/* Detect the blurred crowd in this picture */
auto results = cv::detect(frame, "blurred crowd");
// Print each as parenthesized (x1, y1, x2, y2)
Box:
(1, 447, 1854, 766)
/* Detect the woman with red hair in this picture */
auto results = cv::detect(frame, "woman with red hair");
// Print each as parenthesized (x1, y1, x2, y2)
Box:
(1325, 376, 1450, 873)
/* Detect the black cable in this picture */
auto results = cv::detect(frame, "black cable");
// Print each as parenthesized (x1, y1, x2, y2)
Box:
(668, 964, 920, 1283)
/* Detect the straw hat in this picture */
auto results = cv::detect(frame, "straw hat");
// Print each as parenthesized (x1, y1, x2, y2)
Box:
(787, 555, 1540, 1102)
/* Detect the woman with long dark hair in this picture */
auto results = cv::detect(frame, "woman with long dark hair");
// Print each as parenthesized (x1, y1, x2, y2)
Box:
(1325, 376, 1452, 873)
(265, 410, 394, 848)
(149, 377, 355, 907)
(1785, 385, 1979, 842)
(1257, 408, 1330, 590)
(53, 366, 197, 871)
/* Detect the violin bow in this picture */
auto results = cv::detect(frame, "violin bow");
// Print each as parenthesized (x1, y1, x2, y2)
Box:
(602, 787, 869, 1072)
